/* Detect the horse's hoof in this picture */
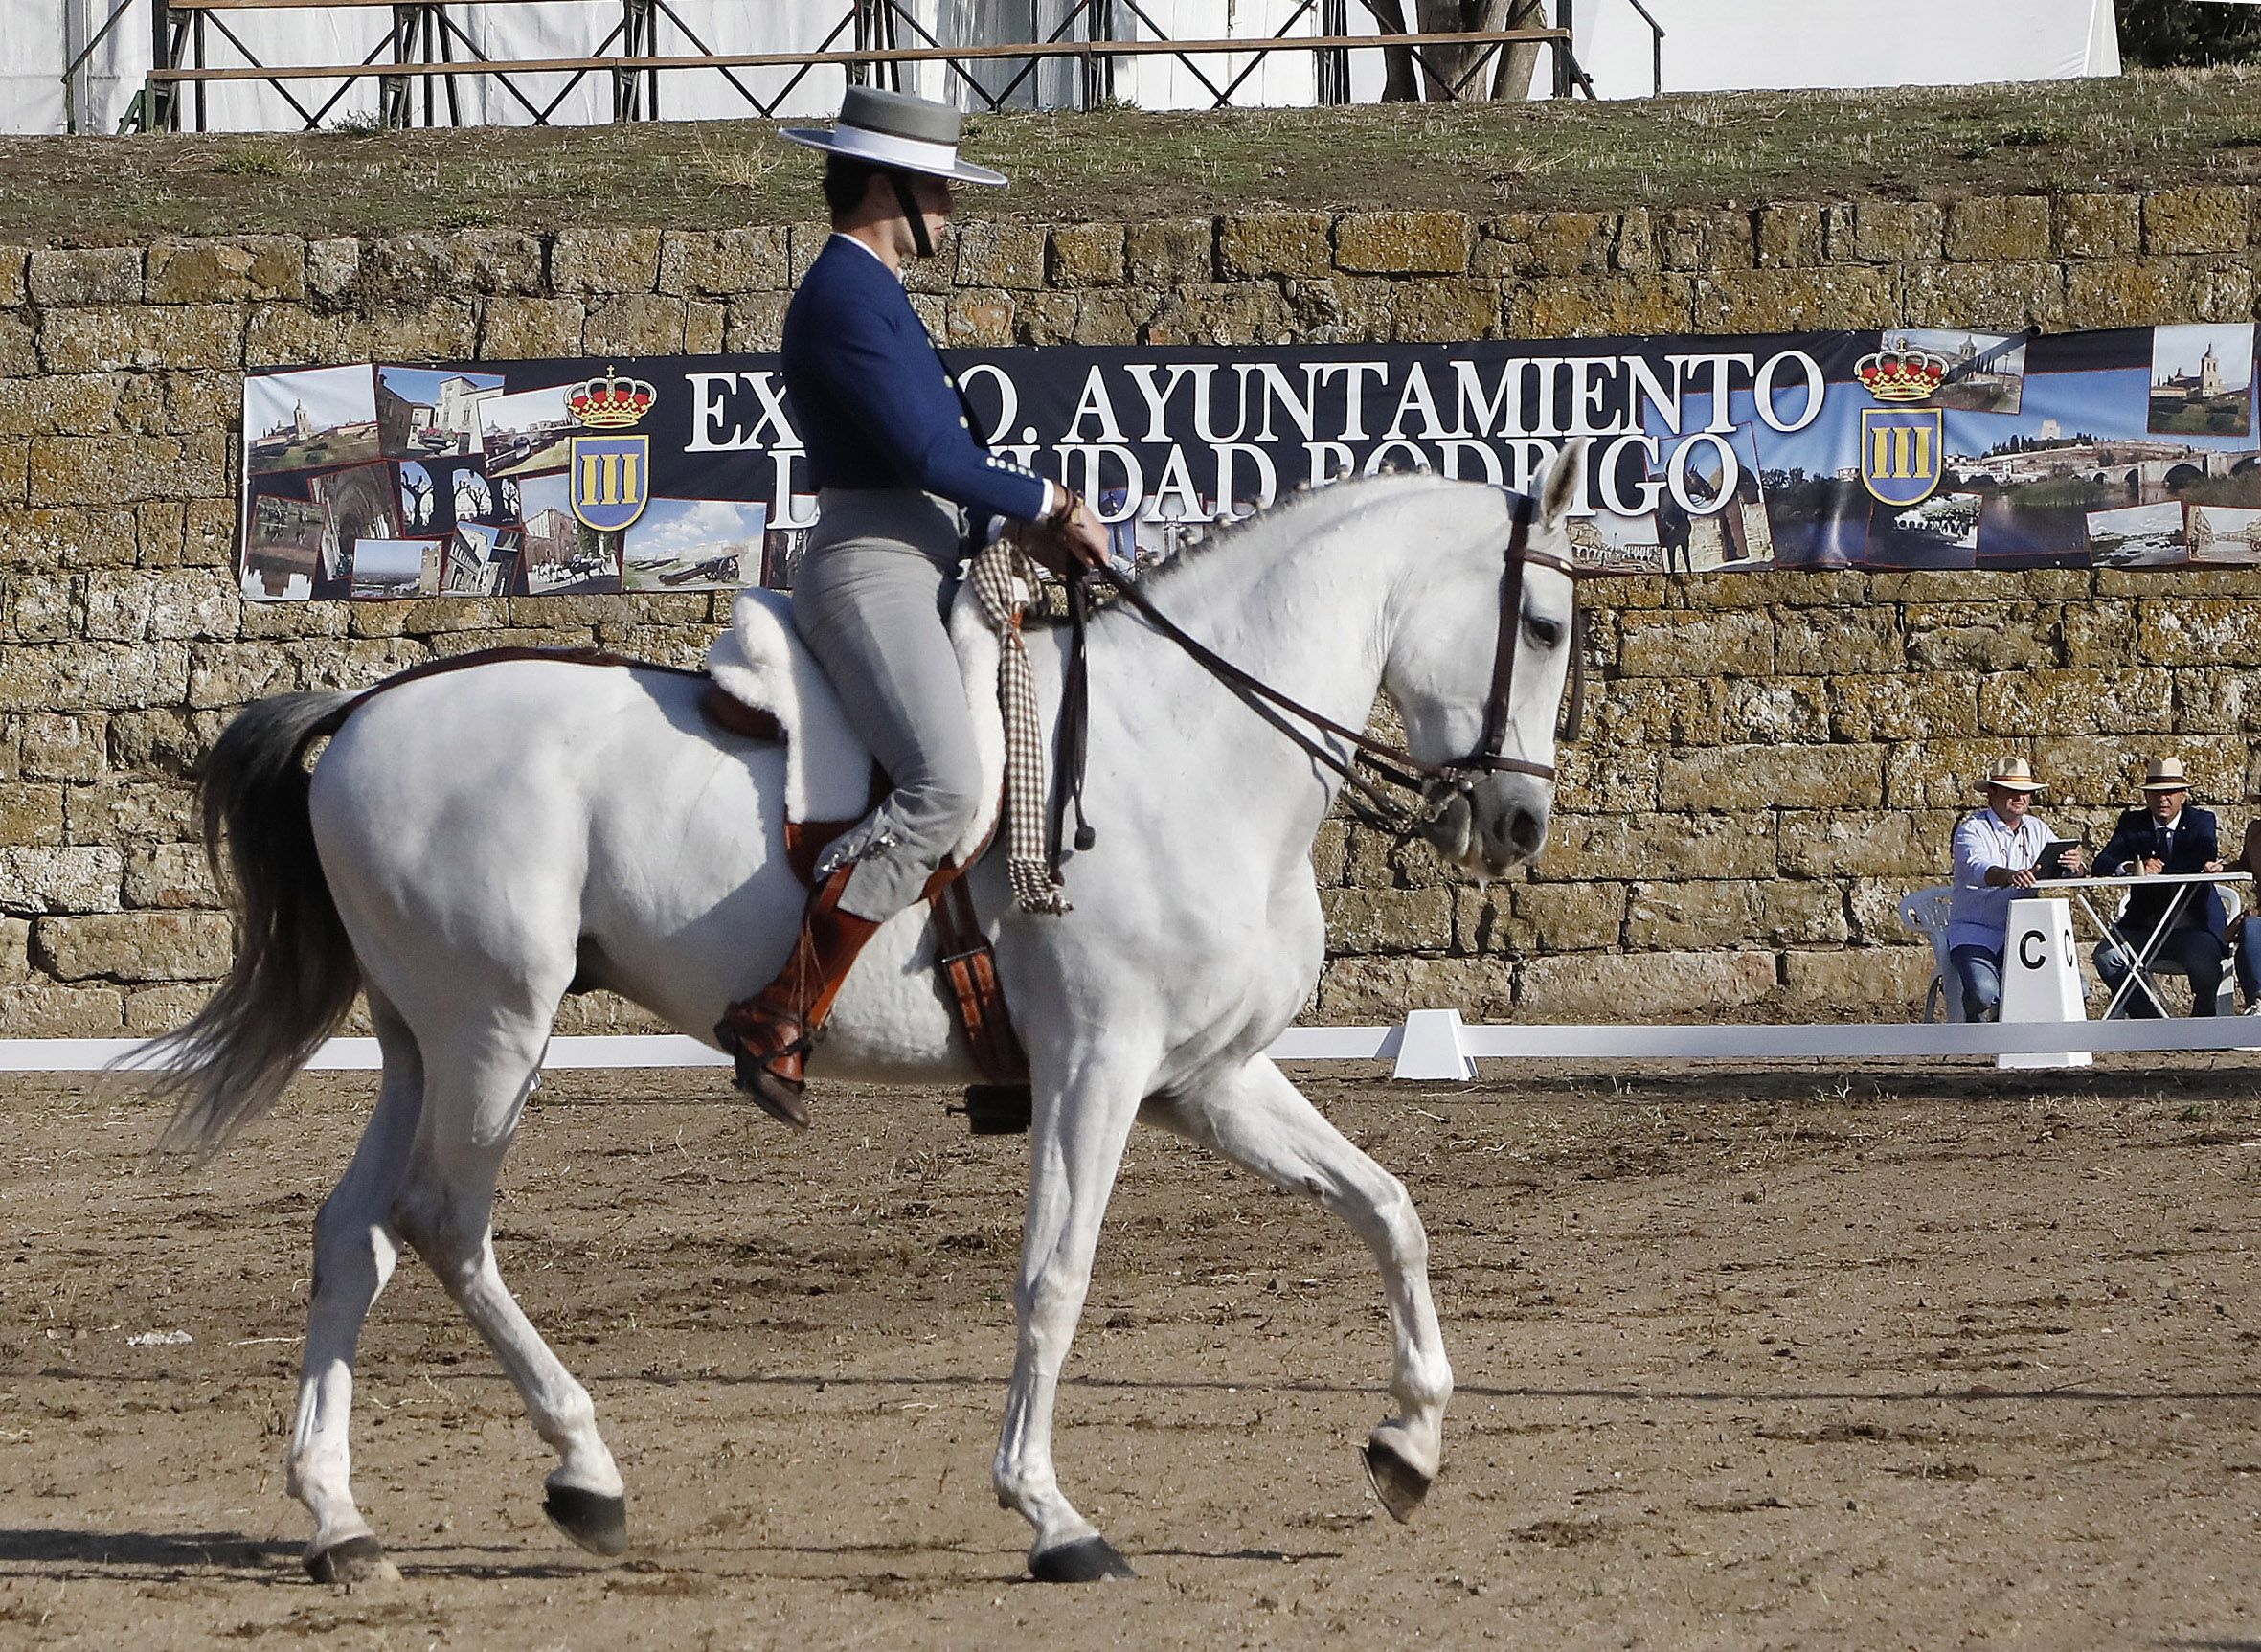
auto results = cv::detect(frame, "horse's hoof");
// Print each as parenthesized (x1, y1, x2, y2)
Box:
(544, 1484, 631, 1556)
(305, 1533, 399, 1585)
(1362, 1437, 1435, 1524)
(1029, 1535, 1137, 1583)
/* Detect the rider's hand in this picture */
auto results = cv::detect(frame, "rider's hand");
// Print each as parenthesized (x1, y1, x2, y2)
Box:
(1059, 499, 1111, 571)
(1019, 489, 1111, 577)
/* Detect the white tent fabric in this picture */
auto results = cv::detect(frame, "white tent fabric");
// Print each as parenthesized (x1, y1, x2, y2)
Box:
(7, 0, 2120, 136)
(11, 0, 1319, 134)
(1566, 0, 2119, 100)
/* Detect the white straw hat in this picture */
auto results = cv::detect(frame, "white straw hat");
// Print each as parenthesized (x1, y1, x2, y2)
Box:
(1976, 757, 2046, 794)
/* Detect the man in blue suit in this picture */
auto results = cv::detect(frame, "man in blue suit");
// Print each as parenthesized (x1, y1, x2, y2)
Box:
(714, 86, 1110, 1127)
(2091, 756, 2229, 1016)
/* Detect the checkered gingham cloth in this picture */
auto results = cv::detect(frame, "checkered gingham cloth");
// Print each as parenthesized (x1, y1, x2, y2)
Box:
(969, 537, 1069, 914)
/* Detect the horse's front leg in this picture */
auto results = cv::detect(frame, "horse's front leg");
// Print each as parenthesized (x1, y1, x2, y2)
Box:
(992, 1051, 1145, 1583)
(1147, 1055, 1452, 1521)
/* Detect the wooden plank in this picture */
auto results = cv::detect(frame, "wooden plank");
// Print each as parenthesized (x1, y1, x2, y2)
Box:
(149, 28, 1569, 82)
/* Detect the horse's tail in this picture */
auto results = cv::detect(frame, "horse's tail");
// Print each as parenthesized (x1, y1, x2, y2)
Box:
(145, 690, 364, 1157)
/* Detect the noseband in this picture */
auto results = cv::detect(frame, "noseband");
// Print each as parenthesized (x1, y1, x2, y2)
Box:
(1086, 489, 1585, 842)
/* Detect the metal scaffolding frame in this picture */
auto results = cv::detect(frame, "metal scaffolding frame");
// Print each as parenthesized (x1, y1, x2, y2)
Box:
(72, 0, 1615, 133)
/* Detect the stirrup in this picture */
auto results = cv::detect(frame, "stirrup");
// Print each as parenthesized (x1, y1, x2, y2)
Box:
(716, 1020, 814, 1130)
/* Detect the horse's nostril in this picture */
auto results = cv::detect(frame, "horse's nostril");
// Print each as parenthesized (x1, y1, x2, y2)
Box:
(1505, 808, 1546, 855)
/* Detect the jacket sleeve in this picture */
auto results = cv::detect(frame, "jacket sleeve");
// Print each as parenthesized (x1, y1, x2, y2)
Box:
(818, 293, 1050, 524)
(2093, 812, 2142, 875)
(2187, 809, 2220, 869)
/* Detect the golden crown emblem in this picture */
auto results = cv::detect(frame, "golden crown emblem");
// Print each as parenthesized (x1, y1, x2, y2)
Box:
(1854, 346, 1949, 403)
(566, 369, 657, 429)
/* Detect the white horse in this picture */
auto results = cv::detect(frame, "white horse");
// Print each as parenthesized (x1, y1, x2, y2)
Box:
(147, 446, 1589, 1585)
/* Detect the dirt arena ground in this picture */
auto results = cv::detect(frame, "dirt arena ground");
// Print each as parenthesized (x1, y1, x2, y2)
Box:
(2, 1058, 2258, 1651)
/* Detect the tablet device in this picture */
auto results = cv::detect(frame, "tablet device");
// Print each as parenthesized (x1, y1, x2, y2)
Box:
(2036, 840, 2082, 878)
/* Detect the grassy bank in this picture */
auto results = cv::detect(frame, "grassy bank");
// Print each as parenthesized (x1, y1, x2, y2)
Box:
(5, 68, 2261, 244)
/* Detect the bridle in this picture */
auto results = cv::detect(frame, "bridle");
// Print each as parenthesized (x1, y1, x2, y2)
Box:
(1078, 491, 1587, 844)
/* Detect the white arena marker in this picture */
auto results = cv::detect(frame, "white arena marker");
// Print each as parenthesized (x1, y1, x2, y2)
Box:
(1391, 1007, 1477, 1081)
(1998, 897, 2091, 1071)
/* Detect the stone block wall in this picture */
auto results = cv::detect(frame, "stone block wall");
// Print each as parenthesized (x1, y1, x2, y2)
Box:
(4, 185, 2261, 1034)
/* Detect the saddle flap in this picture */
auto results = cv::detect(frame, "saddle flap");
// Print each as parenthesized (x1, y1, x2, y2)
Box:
(699, 682, 782, 745)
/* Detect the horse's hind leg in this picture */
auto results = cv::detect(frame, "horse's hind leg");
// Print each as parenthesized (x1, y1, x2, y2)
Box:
(1147, 1056, 1453, 1523)
(391, 1014, 629, 1557)
(291, 991, 422, 1583)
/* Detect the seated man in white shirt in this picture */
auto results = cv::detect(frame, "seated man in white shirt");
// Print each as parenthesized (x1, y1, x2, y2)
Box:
(1947, 757, 2087, 1021)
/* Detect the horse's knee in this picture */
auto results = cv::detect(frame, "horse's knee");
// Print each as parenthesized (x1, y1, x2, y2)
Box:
(1333, 1167, 1426, 1264)
(1379, 1176, 1428, 1259)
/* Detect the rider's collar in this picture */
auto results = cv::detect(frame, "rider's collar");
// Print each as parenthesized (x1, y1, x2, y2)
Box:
(830, 231, 908, 285)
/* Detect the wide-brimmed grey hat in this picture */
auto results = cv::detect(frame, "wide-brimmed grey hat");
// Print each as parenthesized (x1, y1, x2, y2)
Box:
(780, 86, 1008, 188)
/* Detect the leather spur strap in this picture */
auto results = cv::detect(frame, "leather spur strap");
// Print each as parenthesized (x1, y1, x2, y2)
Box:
(933, 876, 1029, 1085)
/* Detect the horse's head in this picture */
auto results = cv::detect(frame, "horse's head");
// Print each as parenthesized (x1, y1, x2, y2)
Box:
(1385, 441, 1587, 878)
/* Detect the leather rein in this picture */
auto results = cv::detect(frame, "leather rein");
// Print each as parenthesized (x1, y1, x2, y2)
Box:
(1079, 492, 1586, 843)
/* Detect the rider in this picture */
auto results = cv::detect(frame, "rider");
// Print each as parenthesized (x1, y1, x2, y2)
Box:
(715, 87, 1110, 1128)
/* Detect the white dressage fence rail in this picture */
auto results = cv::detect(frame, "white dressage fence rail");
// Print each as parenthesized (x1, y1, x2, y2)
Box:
(5, 1008, 2260, 1080)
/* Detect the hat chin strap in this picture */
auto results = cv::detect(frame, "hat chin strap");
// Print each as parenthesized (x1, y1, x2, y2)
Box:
(888, 171, 935, 260)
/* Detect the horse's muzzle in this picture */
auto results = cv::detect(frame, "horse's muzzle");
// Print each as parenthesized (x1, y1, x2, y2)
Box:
(1418, 773, 1552, 878)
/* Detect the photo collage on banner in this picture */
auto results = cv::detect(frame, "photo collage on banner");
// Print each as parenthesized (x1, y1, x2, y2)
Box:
(237, 328, 2261, 599)
(240, 360, 761, 601)
(1737, 325, 2260, 573)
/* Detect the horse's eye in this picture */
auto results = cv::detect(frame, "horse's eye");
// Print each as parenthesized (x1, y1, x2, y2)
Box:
(1524, 615, 1564, 648)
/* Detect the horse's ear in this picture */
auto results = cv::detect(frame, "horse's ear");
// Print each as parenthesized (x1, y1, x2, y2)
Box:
(1539, 438, 1590, 527)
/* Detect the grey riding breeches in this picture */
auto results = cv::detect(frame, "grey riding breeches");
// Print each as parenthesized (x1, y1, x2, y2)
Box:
(791, 487, 984, 924)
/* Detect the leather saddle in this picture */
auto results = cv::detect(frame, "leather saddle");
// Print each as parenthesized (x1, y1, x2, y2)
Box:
(699, 676, 1032, 1138)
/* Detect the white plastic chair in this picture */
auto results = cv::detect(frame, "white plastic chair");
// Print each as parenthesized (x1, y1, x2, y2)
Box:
(1898, 885, 1964, 1023)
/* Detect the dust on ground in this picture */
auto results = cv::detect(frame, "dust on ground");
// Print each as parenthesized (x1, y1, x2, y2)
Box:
(2, 1058, 2258, 1650)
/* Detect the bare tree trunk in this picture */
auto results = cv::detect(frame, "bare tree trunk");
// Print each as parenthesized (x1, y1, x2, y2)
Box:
(1412, 0, 1523, 102)
(1492, 0, 1549, 100)
(1356, 0, 1423, 102)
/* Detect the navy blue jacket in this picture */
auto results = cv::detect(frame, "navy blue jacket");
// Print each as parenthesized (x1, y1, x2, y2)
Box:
(781, 236, 1049, 525)
(2096, 804, 2225, 937)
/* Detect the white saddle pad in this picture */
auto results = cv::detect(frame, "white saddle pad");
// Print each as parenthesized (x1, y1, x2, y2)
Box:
(706, 584, 1007, 868)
